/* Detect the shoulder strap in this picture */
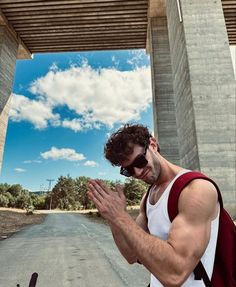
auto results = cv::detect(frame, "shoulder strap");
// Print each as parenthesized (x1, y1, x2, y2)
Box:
(167, 171, 222, 287)
(144, 184, 152, 221)
(168, 171, 222, 222)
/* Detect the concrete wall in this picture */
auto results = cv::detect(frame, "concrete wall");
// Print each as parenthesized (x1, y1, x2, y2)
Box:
(0, 26, 18, 172)
(166, 0, 236, 216)
(149, 17, 180, 164)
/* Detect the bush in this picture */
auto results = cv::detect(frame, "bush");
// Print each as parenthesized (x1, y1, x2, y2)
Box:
(30, 194, 46, 210)
(15, 191, 31, 209)
(4, 192, 16, 207)
(0, 194, 9, 207)
(26, 205, 35, 215)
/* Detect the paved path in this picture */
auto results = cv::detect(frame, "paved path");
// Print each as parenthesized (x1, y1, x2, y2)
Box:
(0, 213, 149, 287)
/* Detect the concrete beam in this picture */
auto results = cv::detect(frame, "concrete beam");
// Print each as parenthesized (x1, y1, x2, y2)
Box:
(148, 0, 166, 18)
(0, 8, 32, 59)
(146, 0, 166, 53)
(166, 0, 236, 217)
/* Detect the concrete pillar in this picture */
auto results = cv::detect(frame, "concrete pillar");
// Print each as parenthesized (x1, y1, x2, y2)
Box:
(0, 26, 18, 172)
(165, 0, 236, 216)
(149, 17, 180, 165)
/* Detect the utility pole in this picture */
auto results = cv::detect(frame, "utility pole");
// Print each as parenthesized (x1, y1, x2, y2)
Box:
(47, 179, 54, 210)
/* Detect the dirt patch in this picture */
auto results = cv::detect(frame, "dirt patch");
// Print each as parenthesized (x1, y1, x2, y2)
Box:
(0, 208, 47, 240)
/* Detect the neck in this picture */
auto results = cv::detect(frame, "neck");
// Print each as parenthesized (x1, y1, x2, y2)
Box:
(155, 156, 183, 188)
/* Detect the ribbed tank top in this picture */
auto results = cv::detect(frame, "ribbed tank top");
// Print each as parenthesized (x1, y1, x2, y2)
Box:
(146, 169, 219, 287)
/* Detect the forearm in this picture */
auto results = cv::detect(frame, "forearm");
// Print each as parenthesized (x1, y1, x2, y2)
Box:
(109, 223, 137, 264)
(113, 212, 187, 286)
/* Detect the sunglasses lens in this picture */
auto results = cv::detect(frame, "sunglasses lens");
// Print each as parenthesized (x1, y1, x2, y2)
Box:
(134, 155, 148, 168)
(120, 167, 132, 177)
(120, 155, 148, 177)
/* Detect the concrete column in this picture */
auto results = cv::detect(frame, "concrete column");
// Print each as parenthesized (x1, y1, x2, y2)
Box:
(149, 17, 180, 165)
(166, 0, 236, 216)
(0, 26, 18, 172)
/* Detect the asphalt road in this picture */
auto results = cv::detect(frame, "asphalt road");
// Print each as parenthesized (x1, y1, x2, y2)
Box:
(0, 213, 149, 287)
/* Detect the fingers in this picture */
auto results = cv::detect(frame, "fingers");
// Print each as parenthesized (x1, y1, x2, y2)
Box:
(87, 180, 109, 205)
(94, 179, 111, 194)
(87, 191, 101, 207)
(116, 184, 125, 199)
(87, 185, 103, 205)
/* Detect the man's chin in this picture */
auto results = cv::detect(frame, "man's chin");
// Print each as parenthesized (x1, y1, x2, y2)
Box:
(143, 177, 155, 185)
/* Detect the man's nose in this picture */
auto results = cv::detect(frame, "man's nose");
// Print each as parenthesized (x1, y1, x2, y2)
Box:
(133, 167, 143, 178)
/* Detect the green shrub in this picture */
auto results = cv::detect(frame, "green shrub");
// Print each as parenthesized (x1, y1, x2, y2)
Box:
(0, 194, 9, 207)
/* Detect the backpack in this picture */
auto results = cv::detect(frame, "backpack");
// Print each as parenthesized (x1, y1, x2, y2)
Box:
(144, 171, 236, 287)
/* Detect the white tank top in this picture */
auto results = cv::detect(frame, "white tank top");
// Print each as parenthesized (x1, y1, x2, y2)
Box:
(146, 169, 219, 287)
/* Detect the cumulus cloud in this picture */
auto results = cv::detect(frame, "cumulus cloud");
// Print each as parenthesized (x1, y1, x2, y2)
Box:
(41, 147, 85, 162)
(15, 168, 26, 173)
(10, 63, 151, 132)
(10, 61, 151, 131)
(84, 160, 98, 167)
(9, 94, 60, 129)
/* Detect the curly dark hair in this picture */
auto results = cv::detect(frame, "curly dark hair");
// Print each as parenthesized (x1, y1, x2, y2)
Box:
(104, 124, 153, 166)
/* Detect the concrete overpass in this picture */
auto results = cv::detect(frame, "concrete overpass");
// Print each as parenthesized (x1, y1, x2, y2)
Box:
(0, 0, 235, 216)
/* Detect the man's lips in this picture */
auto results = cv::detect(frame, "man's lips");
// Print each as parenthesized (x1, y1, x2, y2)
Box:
(140, 169, 149, 180)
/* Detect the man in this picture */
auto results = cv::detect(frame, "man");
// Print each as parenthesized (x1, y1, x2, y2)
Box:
(87, 124, 219, 286)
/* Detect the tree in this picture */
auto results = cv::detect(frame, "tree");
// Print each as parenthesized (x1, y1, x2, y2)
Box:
(51, 176, 78, 210)
(7, 184, 23, 197)
(4, 192, 16, 207)
(0, 194, 9, 207)
(30, 193, 46, 210)
(123, 178, 148, 205)
(0, 183, 10, 194)
(15, 190, 31, 209)
(74, 176, 92, 209)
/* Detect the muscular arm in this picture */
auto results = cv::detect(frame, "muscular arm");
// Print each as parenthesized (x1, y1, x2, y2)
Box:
(109, 193, 149, 264)
(107, 180, 218, 286)
(87, 180, 149, 264)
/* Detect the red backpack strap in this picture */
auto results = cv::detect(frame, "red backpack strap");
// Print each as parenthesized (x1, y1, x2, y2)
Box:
(168, 171, 222, 222)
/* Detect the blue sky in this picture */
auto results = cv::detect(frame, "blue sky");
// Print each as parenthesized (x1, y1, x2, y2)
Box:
(0, 50, 153, 192)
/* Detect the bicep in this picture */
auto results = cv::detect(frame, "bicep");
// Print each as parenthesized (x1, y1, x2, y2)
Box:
(167, 212, 211, 266)
(167, 181, 218, 270)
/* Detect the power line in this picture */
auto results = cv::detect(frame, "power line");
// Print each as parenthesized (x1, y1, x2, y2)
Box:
(46, 179, 54, 191)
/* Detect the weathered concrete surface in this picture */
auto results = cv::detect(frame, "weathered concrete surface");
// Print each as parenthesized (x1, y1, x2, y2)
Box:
(0, 26, 18, 173)
(0, 95, 12, 174)
(166, 0, 236, 216)
(149, 17, 180, 165)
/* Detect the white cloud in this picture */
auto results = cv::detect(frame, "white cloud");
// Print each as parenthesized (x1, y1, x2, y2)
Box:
(9, 93, 60, 129)
(23, 160, 42, 164)
(41, 147, 86, 162)
(62, 118, 83, 132)
(15, 168, 26, 173)
(10, 62, 151, 131)
(84, 160, 98, 167)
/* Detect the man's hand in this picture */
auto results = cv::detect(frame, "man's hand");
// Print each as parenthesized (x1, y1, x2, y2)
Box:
(87, 180, 127, 223)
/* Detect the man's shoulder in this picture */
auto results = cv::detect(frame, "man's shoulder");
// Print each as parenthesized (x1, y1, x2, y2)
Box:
(178, 178, 219, 221)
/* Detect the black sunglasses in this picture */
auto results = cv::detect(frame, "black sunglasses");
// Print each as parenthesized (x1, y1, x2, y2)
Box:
(120, 145, 148, 177)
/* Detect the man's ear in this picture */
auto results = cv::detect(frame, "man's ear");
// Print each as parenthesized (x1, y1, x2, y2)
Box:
(149, 137, 160, 153)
